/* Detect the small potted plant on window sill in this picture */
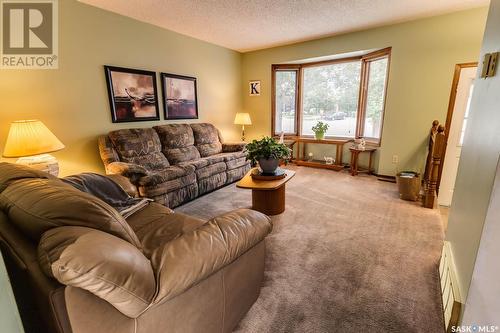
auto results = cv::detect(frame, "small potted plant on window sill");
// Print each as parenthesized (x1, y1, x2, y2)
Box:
(244, 136, 291, 174)
(312, 121, 329, 140)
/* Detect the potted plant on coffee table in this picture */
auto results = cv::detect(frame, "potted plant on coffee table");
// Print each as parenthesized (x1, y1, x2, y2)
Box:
(312, 121, 329, 140)
(244, 136, 291, 174)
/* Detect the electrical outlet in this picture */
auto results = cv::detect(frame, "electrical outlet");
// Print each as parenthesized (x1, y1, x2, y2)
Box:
(392, 155, 399, 164)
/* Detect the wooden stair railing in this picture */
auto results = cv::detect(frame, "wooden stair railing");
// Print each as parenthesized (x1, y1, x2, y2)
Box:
(423, 120, 446, 208)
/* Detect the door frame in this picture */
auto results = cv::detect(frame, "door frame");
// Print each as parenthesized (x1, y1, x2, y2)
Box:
(438, 62, 478, 193)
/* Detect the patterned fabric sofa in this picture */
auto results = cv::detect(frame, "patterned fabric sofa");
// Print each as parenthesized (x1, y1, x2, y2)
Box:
(98, 123, 250, 208)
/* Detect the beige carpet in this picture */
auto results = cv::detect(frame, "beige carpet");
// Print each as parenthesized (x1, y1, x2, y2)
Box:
(176, 166, 445, 333)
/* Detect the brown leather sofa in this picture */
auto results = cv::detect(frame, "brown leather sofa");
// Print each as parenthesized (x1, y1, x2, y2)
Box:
(0, 163, 272, 333)
(98, 123, 251, 208)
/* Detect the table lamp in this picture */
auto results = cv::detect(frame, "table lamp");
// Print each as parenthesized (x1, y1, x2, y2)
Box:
(234, 113, 252, 141)
(2, 120, 65, 176)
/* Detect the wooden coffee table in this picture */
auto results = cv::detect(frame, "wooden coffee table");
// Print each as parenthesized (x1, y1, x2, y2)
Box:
(236, 168, 295, 215)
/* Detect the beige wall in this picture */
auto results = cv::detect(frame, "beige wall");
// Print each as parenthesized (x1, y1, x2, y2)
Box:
(0, 0, 243, 176)
(446, 0, 500, 305)
(241, 8, 488, 175)
(0, 3, 488, 178)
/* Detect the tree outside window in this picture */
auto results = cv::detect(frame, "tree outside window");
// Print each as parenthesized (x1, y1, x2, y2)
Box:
(272, 48, 390, 144)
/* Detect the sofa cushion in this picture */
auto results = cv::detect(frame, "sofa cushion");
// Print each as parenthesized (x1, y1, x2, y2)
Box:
(154, 124, 194, 149)
(38, 226, 155, 318)
(227, 165, 251, 184)
(222, 142, 246, 153)
(163, 146, 200, 165)
(154, 124, 201, 164)
(151, 208, 272, 304)
(108, 128, 170, 171)
(138, 172, 197, 196)
(190, 123, 223, 157)
(137, 165, 195, 187)
(195, 162, 227, 180)
(178, 152, 243, 171)
(198, 172, 227, 195)
(178, 158, 210, 170)
(126, 202, 205, 258)
(219, 151, 246, 161)
(226, 157, 249, 170)
(126, 202, 173, 230)
(203, 154, 226, 165)
(0, 164, 141, 248)
(197, 142, 222, 158)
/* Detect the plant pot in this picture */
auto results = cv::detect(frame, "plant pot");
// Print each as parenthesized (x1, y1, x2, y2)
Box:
(258, 158, 279, 174)
(314, 131, 325, 140)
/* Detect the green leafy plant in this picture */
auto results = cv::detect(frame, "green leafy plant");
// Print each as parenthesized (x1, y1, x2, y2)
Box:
(312, 121, 329, 134)
(244, 136, 292, 164)
(312, 121, 329, 139)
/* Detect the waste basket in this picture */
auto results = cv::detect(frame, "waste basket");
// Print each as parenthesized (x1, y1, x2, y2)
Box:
(396, 171, 421, 201)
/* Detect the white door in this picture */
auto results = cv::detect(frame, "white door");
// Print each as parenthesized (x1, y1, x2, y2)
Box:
(438, 66, 477, 206)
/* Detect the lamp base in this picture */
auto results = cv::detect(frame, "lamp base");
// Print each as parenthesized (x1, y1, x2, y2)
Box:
(16, 154, 60, 176)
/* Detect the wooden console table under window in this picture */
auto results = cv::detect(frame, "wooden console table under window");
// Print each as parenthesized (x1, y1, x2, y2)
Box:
(294, 137, 350, 171)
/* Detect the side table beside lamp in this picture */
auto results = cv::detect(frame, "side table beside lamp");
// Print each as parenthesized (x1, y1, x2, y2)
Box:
(2, 120, 65, 176)
(349, 138, 376, 176)
(234, 112, 252, 141)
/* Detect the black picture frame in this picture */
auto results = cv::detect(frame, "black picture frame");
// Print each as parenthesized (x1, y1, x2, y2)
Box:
(160, 72, 199, 120)
(104, 65, 160, 123)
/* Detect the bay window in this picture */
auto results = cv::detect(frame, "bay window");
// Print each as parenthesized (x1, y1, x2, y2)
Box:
(273, 68, 299, 135)
(272, 48, 390, 144)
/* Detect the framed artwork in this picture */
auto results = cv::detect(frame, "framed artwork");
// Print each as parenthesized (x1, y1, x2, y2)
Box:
(161, 73, 198, 119)
(104, 66, 160, 123)
(249, 80, 261, 96)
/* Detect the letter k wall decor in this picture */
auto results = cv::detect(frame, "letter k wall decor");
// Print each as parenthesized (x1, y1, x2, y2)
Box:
(249, 80, 261, 96)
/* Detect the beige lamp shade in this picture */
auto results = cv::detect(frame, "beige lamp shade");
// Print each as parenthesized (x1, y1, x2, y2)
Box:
(234, 113, 252, 125)
(3, 120, 65, 158)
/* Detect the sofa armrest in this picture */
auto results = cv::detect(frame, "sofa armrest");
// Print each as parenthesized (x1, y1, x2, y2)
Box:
(151, 208, 272, 305)
(98, 135, 120, 165)
(222, 142, 247, 153)
(106, 161, 148, 182)
(106, 174, 139, 197)
(38, 226, 155, 318)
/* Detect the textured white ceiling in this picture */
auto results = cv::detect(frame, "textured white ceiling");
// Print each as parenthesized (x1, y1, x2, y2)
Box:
(79, 0, 489, 52)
